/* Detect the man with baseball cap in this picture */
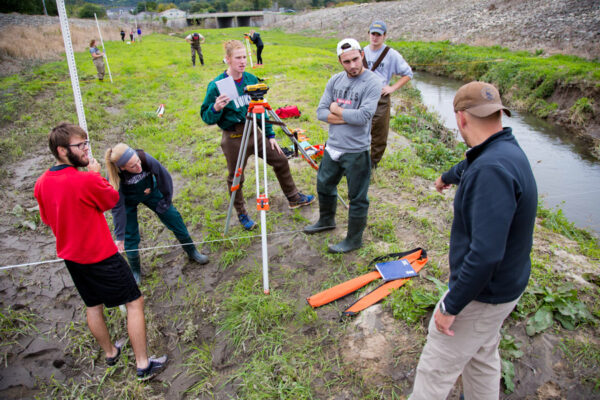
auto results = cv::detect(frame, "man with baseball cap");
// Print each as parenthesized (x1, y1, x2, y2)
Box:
(364, 20, 413, 169)
(409, 81, 537, 399)
(304, 38, 382, 253)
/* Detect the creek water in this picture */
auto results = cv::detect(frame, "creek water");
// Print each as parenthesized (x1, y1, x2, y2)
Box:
(411, 72, 600, 237)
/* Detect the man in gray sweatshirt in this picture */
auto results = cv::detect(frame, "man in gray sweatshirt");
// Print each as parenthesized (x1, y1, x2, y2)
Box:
(304, 38, 382, 253)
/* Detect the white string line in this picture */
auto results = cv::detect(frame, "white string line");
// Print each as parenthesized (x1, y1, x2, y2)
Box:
(0, 225, 338, 272)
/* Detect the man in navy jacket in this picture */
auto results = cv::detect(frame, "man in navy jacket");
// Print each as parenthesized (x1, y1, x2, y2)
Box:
(409, 82, 537, 400)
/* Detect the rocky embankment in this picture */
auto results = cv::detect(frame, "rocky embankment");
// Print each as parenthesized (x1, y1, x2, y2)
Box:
(267, 0, 600, 60)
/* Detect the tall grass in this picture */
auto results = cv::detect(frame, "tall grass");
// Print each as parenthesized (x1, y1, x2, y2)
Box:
(0, 20, 163, 61)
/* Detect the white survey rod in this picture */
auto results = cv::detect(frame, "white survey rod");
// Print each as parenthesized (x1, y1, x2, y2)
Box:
(245, 36, 254, 69)
(94, 13, 113, 83)
(56, 0, 88, 135)
(260, 110, 269, 294)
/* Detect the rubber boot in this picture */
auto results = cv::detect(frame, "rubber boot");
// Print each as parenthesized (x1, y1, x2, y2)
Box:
(127, 253, 142, 285)
(303, 194, 337, 234)
(181, 238, 209, 265)
(328, 216, 367, 254)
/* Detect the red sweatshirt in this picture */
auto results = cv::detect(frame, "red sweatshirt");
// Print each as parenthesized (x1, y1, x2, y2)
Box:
(34, 165, 119, 264)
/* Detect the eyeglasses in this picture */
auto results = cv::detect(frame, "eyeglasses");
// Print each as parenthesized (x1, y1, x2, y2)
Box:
(68, 141, 90, 151)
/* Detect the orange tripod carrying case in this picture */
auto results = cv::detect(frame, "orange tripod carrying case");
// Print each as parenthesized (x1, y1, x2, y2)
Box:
(307, 248, 428, 315)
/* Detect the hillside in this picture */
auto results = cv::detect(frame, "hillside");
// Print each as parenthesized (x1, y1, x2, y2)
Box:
(267, 0, 600, 60)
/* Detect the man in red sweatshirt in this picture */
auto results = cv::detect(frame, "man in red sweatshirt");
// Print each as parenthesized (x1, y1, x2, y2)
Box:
(34, 123, 166, 381)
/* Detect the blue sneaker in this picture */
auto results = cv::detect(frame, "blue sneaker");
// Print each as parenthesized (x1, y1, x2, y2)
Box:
(289, 193, 315, 209)
(238, 213, 257, 230)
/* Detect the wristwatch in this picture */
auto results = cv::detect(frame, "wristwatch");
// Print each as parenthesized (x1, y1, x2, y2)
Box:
(440, 300, 454, 316)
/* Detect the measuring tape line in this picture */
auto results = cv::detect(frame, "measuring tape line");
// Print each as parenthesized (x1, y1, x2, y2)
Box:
(0, 225, 336, 271)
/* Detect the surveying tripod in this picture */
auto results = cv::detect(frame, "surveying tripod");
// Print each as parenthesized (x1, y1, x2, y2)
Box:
(223, 84, 347, 294)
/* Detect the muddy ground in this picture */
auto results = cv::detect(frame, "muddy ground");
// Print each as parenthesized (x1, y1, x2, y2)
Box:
(1, 107, 599, 399)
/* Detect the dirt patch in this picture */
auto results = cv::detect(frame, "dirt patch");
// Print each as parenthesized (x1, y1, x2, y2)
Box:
(547, 82, 600, 141)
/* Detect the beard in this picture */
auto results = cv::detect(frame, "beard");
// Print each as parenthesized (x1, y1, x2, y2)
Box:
(66, 147, 89, 168)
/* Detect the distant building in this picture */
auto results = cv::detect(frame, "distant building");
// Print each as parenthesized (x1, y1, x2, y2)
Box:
(136, 11, 159, 21)
(107, 7, 134, 19)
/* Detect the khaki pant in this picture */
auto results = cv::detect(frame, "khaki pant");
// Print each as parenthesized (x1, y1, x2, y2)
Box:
(93, 57, 105, 80)
(409, 293, 520, 400)
(370, 94, 391, 166)
(221, 124, 298, 215)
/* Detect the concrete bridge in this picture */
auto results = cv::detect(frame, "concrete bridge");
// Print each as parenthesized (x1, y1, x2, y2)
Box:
(187, 11, 277, 29)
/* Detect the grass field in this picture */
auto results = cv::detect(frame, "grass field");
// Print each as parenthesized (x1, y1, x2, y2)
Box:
(0, 28, 599, 399)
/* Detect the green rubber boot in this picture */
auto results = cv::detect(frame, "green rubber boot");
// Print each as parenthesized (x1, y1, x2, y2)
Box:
(303, 195, 337, 234)
(328, 216, 367, 254)
(181, 237, 209, 265)
(126, 253, 142, 285)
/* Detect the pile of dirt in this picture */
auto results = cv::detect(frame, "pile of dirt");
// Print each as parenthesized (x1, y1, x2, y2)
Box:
(267, 0, 600, 60)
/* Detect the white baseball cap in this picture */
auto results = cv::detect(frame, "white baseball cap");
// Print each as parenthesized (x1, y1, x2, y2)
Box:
(336, 38, 362, 57)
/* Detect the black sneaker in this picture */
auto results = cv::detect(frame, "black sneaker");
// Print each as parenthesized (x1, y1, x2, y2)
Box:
(106, 338, 126, 366)
(136, 355, 168, 381)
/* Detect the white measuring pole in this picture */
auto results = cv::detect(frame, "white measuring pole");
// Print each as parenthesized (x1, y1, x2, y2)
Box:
(245, 36, 254, 69)
(56, 0, 88, 136)
(252, 111, 269, 294)
(260, 111, 269, 294)
(94, 13, 113, 83)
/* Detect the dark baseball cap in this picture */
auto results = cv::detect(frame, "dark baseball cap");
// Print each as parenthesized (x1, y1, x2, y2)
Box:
(453, 81, 511, 117)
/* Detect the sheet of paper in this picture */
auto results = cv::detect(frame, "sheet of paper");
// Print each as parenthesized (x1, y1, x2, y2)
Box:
(215, 76, 239, 101)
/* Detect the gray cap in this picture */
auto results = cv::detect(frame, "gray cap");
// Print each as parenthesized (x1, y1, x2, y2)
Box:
(369, 20, 387, 35)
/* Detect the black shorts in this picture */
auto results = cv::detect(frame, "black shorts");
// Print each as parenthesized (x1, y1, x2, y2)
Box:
(65, 253, 141, 308)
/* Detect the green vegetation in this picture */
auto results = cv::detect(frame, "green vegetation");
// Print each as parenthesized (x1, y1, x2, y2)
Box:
(1, 28, 599, 398)
(499, 332, 524, 393)
(560, 338, 600, 390)
(0, 306, 39, 363)
(523, 284, 593, 336)
(391, 40, 600, 122)
(386, 277, 445, 326)
(537, 204, 600, 259)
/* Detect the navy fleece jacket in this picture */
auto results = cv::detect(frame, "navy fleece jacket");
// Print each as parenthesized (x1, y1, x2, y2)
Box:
(441, 127, 538, 315)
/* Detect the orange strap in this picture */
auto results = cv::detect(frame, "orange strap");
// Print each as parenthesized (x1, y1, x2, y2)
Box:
(343, 254, 428, 315)
(306, 248, 427, 309)
(307, 271, 380, 308)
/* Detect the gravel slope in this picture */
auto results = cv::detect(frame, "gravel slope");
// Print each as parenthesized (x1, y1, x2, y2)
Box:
(267, 0, 600, 59)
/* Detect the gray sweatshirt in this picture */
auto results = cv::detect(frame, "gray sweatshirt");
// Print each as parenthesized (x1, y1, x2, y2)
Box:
(316, 69, 382, 153)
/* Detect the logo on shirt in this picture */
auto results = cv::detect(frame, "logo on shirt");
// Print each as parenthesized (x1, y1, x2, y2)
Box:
(367, 61, 385, 70)
(333, 88, 359, 104)
(126, 171, 150, 185)
(233, 94, 251, 109)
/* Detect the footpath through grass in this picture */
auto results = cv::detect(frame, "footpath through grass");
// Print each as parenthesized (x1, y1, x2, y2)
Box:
(0, 28, 599, 398)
